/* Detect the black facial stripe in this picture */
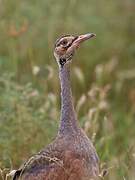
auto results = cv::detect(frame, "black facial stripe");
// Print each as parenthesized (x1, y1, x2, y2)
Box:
(65, 42, 72, 49)
(72, 36, 78, 43)
(65, 36, 78, 49)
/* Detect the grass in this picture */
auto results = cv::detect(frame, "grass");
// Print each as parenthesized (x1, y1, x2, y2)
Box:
(0, 0, 135, 179)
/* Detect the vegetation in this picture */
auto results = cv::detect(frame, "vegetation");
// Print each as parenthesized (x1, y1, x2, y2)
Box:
(0, 0, 135, 179)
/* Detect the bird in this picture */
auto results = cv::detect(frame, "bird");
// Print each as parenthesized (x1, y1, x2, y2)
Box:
(12, 33, 99, 180)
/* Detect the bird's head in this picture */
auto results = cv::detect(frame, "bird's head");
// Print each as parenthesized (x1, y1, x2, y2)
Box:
(54, 33, 96, 68)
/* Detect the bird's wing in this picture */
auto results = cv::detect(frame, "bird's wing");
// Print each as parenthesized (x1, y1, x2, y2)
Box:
(12, 150, 95, 180)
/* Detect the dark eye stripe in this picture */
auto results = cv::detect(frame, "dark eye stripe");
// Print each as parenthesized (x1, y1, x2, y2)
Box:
(65, 36, 78, 49)
(72, 36, 78, 43)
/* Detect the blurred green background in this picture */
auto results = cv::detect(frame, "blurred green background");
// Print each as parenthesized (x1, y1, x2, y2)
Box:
(0, 0, 135, 179)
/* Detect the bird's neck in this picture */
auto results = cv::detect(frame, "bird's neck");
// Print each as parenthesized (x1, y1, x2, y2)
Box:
(58, 64, 78, 135)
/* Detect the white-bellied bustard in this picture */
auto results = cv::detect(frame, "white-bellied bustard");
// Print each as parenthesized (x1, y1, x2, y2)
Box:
(13, 33, 99, 180)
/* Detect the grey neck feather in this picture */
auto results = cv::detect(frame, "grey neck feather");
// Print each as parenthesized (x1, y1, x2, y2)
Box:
(58, 63, 79, 135)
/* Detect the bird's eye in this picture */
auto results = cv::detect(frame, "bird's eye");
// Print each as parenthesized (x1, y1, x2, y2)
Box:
(61, 40, 67, 45)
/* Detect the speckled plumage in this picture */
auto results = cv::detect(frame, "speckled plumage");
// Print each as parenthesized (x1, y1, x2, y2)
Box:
(13, 34, 99, 180)
(13, 131, 99, 180)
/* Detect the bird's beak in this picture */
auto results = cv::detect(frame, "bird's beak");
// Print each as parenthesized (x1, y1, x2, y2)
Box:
(72, 33, 96, 49)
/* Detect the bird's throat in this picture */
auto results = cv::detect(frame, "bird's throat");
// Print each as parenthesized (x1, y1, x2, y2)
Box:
(58, 65, 78, 135)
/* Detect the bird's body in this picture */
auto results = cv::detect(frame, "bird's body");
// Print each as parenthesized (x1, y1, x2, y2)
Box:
(14, 129, 98, 180)
(13, 33, 99, 180)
